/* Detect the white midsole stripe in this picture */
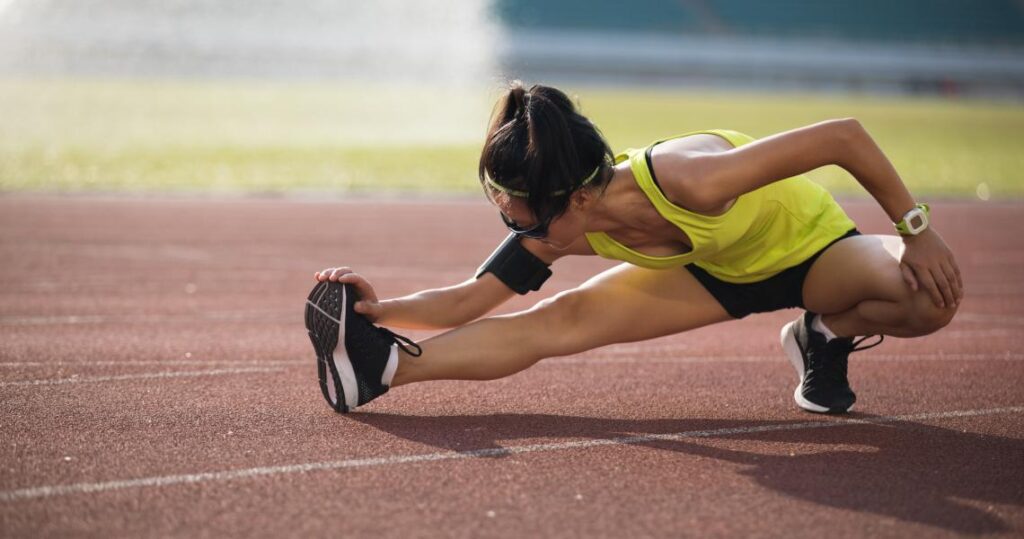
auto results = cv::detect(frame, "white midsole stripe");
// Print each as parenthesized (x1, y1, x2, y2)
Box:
(779, 320, 804, 379)
(333, 287, 359, 411)
(1, 405, 1020, 502)
(381, 345, 398, 387)
(779, 321, 831, 413)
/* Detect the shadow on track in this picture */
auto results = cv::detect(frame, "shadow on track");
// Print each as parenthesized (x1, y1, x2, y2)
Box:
(350, 411, 1024, 534)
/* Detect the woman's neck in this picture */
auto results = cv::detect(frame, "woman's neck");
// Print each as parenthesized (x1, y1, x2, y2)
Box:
(584, 164, 652, 235)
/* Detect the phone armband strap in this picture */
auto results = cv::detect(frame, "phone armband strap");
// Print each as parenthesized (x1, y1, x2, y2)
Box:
(474, 233, 552, 295)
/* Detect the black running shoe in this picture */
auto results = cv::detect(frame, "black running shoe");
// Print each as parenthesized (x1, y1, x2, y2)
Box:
(305, 281, 422, 413)
(780, 311, 883, 413)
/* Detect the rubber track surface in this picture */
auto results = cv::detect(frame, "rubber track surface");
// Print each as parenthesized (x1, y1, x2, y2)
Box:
(1, 195, 1022, 538)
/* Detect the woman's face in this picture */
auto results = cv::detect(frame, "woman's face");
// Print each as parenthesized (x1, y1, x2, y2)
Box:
(487, 189, 587, 250)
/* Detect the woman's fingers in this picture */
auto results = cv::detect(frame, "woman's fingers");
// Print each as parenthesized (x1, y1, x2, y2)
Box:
(356, 299, 383, 321)
(941, 261, 962, 304)
(900, 263, 918, 292)
(337, 271, 362, 285)
(901, 230, 963, 309)
(327, 267, 353, 281)
(354, 299, 382, 321)
(913, 264, 944, 308)
(310, 268, 380, 319)
(314, 267, 354, 281)
(950, 257, 964, 297)
(930, 266, 956, 308)
(339, 273, 378, 300)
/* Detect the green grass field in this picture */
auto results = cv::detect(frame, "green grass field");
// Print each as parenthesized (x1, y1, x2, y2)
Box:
(1, 78, 1021, 199)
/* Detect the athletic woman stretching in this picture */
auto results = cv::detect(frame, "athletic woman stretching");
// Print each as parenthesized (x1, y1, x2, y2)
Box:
(304, 82, 963, 415)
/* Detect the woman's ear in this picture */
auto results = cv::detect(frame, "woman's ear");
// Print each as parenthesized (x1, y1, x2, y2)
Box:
(571, 188, 593, 210)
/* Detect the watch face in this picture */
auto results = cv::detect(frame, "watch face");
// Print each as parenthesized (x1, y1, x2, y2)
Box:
(904, 207, 929, 234)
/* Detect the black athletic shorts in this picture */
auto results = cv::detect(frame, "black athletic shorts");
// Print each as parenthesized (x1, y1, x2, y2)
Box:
(684, 228, 861, 319)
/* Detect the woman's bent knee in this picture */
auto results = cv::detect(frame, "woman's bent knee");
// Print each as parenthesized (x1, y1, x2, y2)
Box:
(904, 291, 958, 336)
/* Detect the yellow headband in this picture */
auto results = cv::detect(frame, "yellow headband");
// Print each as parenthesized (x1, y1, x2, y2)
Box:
(485, 164, 602, 198)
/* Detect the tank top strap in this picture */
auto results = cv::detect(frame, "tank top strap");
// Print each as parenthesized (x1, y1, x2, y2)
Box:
(627, 131, 740, 229)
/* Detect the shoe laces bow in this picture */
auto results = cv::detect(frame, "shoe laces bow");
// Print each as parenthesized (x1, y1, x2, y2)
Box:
(375, 326, 424, 357)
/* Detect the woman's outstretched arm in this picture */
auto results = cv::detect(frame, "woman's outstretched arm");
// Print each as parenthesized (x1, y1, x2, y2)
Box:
(315, 234, 586, 330)
(678, 118, 872, 210)
(682, 117, 963, 308)
(313, 269, 515, 330)
(377, 275, 517, 330)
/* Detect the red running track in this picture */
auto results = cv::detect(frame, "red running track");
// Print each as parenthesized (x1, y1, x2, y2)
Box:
(1, 194, 1022, 537)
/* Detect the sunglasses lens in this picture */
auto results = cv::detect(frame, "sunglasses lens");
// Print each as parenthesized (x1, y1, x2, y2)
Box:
(500, 212, 547, 238)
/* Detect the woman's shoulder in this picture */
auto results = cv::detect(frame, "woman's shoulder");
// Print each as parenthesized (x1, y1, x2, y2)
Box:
(655, 131, 738, 154)
(647, 133, 737, 213)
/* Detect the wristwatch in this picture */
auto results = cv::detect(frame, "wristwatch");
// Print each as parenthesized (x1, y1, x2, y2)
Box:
(894, 203, 930, 236)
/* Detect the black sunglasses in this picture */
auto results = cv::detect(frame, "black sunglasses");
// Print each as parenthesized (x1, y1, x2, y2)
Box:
(500, 211, 552, 239)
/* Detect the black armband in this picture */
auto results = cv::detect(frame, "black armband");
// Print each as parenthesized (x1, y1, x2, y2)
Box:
(475, 232, 552, 295)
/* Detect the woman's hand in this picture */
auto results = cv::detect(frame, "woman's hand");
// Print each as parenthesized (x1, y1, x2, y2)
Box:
(314, 267, 384, 322)
(899, 228, 963, 309)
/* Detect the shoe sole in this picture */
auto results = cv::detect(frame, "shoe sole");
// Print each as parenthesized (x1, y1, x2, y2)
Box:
(305, 281, 358, 413)
(780, 320, 852, 414)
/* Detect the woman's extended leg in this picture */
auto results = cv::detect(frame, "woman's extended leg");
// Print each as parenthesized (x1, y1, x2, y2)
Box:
(390, 262, 733, 387)
(802, 234, 959, 337)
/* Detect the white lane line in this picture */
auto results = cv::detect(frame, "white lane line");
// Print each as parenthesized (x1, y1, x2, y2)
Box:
(0, 360, 300, 368)
(1, 352, 1021, 370)
(1, 406, 1020, 502)
(3, 311, 1022, 328)
(0, 311, 295, 326)
(551, 352, 1024, 364)
(0, 368, 284, 388)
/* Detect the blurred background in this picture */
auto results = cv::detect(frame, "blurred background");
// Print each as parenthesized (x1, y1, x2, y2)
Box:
(0, 0, 1022, 198)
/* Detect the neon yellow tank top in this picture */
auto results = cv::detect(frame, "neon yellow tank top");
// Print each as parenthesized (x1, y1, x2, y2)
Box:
(584, 129, 857, 284)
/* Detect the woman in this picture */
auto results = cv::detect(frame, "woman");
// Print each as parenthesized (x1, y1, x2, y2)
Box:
(304, 82, 963, 415)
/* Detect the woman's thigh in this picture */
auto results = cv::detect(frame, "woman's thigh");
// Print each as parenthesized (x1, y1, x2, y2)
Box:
(542, 262, 734, 353)
(801, 234, 911, 314)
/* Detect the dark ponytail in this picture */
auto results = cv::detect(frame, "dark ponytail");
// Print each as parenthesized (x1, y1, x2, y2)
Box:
(478, 81, 614, 223)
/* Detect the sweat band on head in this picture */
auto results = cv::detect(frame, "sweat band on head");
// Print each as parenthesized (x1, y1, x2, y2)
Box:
(485, 164, 602, 198)
(475, 232, 552, 294)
